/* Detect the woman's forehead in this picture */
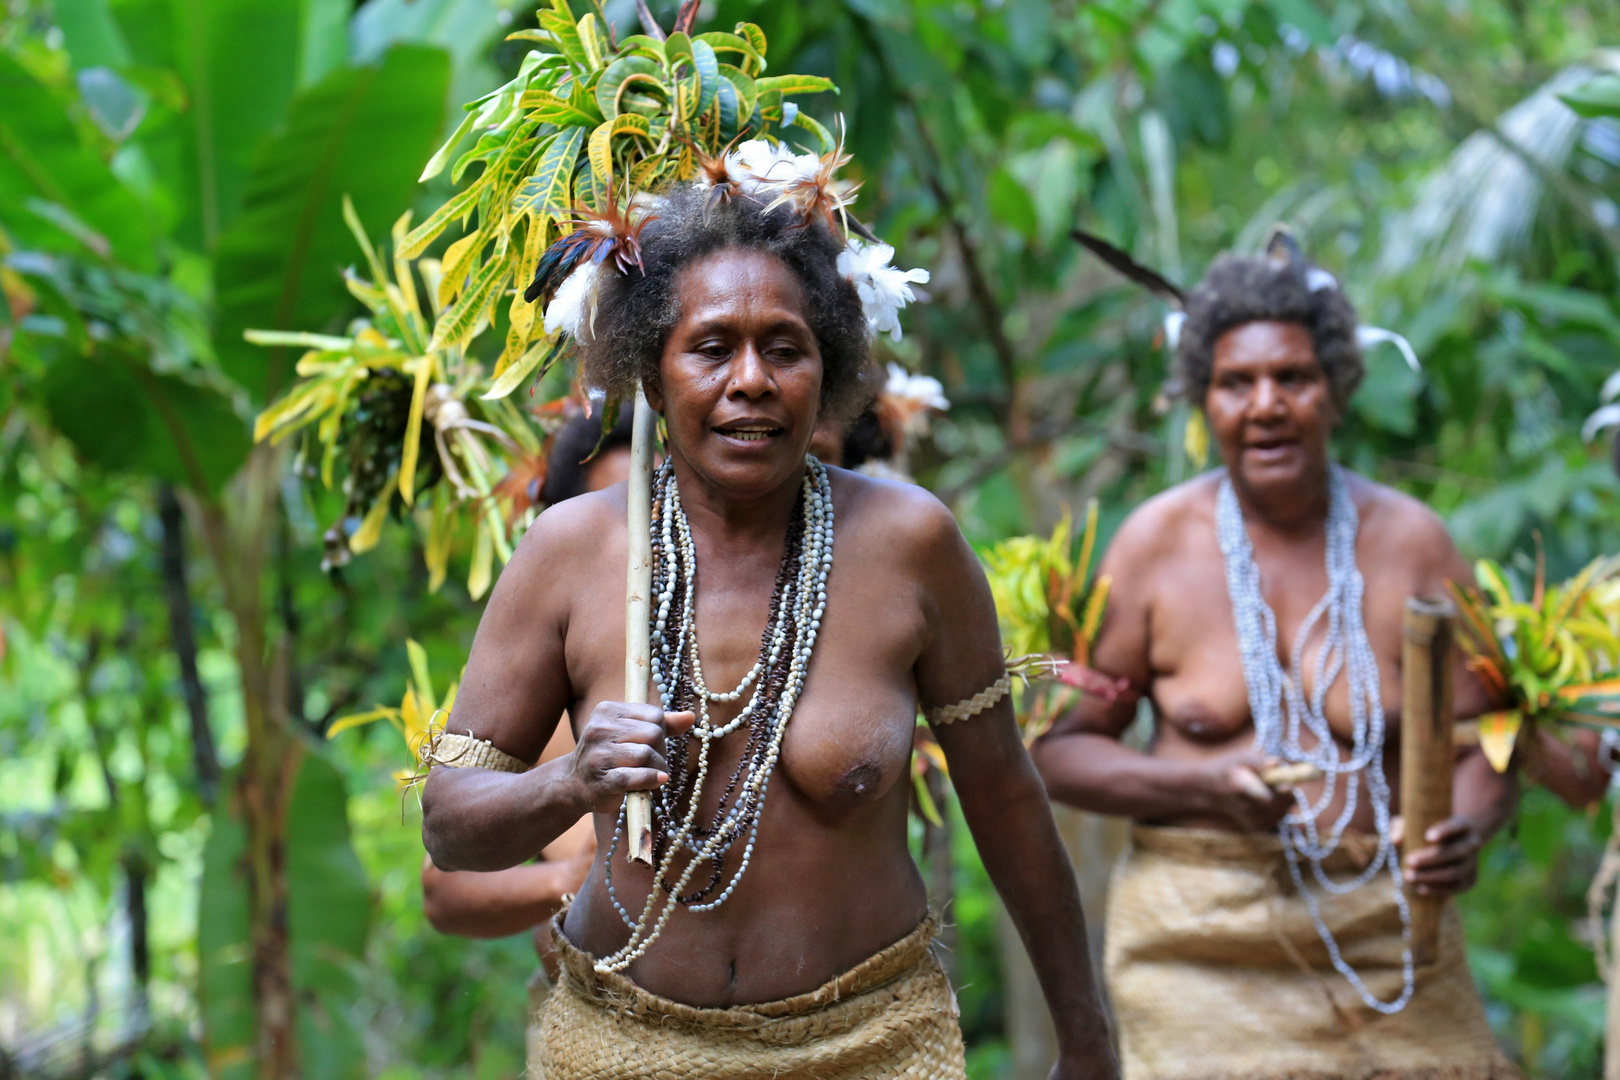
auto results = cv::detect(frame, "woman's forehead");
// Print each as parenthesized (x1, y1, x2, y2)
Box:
(1211, 319, 1318, 370)
(674, 248, 809, 327)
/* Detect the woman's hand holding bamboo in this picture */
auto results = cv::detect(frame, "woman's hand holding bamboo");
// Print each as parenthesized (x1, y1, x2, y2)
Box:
(1189, 749, 1297, 831)
(566, 703, 695, 812)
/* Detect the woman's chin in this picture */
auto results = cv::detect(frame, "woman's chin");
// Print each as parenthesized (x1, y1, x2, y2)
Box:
(681, 437, 808, 496)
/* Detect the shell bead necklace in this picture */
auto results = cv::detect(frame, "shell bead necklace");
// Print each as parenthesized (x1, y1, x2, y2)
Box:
(1216, 466, 1414, 1015)
(596, 456, 834, 975)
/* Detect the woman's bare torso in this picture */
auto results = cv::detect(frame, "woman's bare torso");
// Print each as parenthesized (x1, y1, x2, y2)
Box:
(1130, 472, 1454, 833)
(557, 470, 932, 1005)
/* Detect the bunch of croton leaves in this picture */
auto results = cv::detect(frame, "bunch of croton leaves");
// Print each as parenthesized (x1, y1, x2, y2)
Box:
(979, 502, 1119, 744)
(251, 0, 837, 599)
(1450, 553, 1620, 771)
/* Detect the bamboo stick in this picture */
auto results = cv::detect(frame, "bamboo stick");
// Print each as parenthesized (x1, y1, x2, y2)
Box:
(1400, 595, 1457, 966)
(1258, 762, 1321, 789)
(624, 388, 658, 866)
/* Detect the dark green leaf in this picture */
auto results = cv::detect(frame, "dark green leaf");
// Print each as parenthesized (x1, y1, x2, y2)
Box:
(41, 352, 250, 493)
(595, 56, 667, 119)
(1560, 74, 1620, 119)
(0, 55, 154, 268)
(989, 167, 1039, 239)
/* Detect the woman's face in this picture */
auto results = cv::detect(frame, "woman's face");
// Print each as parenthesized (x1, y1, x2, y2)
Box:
(647, 247, 823, 499)
(1204, 320, 1337, 494)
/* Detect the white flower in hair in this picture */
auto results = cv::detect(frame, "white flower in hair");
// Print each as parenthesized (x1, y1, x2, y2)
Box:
(543, 262, 600, 340)
(727, 139, 807, 193)
(885, 363, 948, 411)
(876, 362, 949, 442)
(837, 238, 931, 342)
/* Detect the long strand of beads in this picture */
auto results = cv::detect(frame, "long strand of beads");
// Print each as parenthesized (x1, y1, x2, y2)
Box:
(596, 457, 833, 974)
(1216, 465, 1414, 1015)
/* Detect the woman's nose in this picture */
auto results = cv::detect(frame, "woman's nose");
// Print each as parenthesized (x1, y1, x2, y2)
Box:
(726, 343, 775, 398)
(1250, 376, 1284, 416)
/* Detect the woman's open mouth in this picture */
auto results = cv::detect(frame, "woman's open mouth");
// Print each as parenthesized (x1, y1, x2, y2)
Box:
(1244, 436, 1299, 461)
(714, 421, 786, 445)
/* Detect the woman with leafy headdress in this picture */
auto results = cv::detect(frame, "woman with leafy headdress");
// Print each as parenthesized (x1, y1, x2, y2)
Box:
(1035, 234, 1519, 1079)
(417, 166, 1115, 1077)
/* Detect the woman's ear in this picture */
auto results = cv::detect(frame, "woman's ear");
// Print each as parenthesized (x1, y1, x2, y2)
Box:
(643, 376, 665, 414)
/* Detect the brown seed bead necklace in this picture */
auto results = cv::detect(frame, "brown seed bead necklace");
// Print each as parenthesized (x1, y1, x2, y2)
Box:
(596, 457, 833, 974)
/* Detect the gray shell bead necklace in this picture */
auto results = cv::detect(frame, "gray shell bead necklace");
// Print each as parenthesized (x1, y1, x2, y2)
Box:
(1216, 464, 1414, 1014)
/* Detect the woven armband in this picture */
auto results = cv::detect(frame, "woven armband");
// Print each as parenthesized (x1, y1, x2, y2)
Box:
(924, 672, 1012, 727)
(419, 729, 529, 774)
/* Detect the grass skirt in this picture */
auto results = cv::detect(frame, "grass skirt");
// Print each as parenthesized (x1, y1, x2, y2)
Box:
(531, 911, 967, 1080)
(1106, 826, 1520, 1080)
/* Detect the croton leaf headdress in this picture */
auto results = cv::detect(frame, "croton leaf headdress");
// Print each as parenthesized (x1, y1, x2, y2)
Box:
(252, 1, 934, 600)
(530, 119, 928, 364)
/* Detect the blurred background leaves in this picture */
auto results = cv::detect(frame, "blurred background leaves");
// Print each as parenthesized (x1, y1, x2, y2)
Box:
(2, 0, 1620, 1077)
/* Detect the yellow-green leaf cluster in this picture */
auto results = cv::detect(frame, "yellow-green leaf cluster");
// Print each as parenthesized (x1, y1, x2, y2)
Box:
(981, 501, 1109, 663)
(327, 639, 463, 782)
(399, 0, 834, 378)
(251, 2, 841, 601)
(1451, 553, 1620, 770)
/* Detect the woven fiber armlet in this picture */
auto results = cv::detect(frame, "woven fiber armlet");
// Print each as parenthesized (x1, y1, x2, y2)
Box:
(419, 730, 529, 774)
(924, 672, 1012, 727)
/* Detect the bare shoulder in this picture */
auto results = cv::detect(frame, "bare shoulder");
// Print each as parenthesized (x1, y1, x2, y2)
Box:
(499, 484, 626, 596)
(1344, 471, 1466, 584)
(1102, 471, 1221, 573)
(1346, 471, 1453, 550)
(830, 466, 961, 555)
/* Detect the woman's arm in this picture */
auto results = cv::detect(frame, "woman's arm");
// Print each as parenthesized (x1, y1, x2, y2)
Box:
(1401, 745, 1519, 897)
(422, 855, 593, 938)
(420, 497, 693, 872)
(1529, 728, 1613, 809)
(909, 498, 1116, 1080)
(1031, 508, 1292, 831)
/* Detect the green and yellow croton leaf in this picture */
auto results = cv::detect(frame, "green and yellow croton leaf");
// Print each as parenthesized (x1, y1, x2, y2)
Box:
(326, 639, 461, 783)
(249, 2, 839, 600)
(980, 502, 1114, 743)
(1451, 553, 1620, 770)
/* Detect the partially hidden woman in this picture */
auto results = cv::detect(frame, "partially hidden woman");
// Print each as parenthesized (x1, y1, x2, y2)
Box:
(420, 184, 1116, 1080)
(1034, 243, 1520, 1080)
(420, 410, 634, 1073)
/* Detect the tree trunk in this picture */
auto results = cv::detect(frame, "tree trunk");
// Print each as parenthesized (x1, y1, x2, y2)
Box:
(125, 853, 151, 1024)
(185, 445, 300, 1080)
(157, 483, 220, 807)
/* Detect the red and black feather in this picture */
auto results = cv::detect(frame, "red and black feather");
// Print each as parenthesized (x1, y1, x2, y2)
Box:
(523, 192, 655, 307)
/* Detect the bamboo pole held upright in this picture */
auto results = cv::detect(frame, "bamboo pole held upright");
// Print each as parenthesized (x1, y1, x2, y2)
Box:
(1400, 595, 1457, 966)
(624, 388, 658, 866)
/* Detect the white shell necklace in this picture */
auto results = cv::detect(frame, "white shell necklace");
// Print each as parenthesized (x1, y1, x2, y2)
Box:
(1216, 465, 1414, 1014)
(596, 456, 834, 975)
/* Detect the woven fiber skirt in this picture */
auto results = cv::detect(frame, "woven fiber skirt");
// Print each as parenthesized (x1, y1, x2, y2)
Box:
(532, 912, 966, 1080)
(1106, 826, 1519, 1080)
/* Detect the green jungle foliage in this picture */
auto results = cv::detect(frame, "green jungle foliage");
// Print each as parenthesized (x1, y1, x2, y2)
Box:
(2, 0, 1620, 1078)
